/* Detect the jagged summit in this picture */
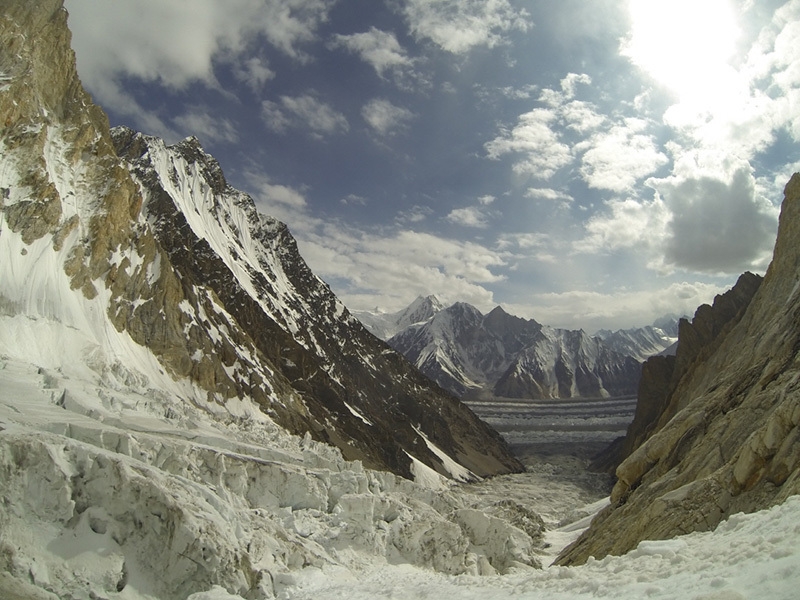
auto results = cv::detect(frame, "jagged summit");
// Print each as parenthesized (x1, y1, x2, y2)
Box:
(595, 318, 680, 362)
(353, 294, 445, 339)
(387, 300, 639, 400)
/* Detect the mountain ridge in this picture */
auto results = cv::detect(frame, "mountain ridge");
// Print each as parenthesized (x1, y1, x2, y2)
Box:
(373, 299, 664, 401)
(0, 0, 521, 482)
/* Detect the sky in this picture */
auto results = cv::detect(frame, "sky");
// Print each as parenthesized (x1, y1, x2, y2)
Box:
(64, 0, 800, 331)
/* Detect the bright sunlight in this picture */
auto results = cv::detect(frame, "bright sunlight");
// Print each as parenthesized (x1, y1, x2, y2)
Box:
(623, 0, 742, 109)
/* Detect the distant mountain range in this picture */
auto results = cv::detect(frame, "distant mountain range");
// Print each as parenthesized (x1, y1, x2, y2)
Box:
(356, 297, 681, 400)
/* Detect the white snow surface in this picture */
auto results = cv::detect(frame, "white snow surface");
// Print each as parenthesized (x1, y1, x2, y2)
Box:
(2, 315, 799, 599)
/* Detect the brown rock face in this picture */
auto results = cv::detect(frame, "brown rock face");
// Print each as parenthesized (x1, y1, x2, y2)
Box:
(591, 272, 762, 473)
(557, 174, 800, 565)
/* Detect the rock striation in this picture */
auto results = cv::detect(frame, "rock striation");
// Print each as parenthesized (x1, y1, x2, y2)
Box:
(0, 0, 522, 481)
(557, 174, 800, 565)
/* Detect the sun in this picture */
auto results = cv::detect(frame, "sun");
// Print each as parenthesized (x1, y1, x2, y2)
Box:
(623, 0, 741, 106)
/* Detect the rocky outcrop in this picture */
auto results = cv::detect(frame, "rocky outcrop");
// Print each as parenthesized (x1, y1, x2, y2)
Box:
(557, 174, 800, 565)
(591, 273, 762, 473)
(0, 0, 522, 481)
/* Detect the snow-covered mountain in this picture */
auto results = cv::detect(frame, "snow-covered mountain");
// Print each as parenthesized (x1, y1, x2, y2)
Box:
(0, 0, 521, 484)
(595, 318, 681, 362)
(386, 303, 641, 400)
(354, 294, 445, 340)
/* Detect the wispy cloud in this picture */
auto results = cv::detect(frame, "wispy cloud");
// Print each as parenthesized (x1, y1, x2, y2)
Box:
(299, 226, 507, 313)
(331, 27, 426, 90)
(402, 0, 531, 54)
(173, 108, 239, 144)
(262, 94, 349, 136)
(362, 98, 415, 137)
(506, 281, 727, 332)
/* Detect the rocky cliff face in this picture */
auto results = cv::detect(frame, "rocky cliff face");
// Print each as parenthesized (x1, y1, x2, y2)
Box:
(591, 273, 762, 474)
(557, 175, 800, 565)
(387, 302, 640, 400)
(0, 0, 521, 482)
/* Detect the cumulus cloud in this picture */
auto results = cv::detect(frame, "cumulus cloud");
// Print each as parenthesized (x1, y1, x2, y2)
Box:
(361, 99, 415, 137)
(575, 167, 778, 276)
(446, 206, 490, 228)
(402, 0, 531, 54)
(577, 118, 669, 192)
(262, 94, 349, 136)
(66, 0, 332, 132)
(654, 167, 778, 273)
(485, 108, 572, 179)
(576, 195, 669, 255)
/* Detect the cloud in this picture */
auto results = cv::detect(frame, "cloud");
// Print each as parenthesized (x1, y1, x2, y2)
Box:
(244, 170, 308, 225)
(525, 187, 573, 203)
(485, 108, 572, 179)
(276, 218, 508, 314)
(233, 56, 275, 92)
(395, 205, 434, 224)
(173, 108, 239, 144)
(560, 100, 606, 133)
(507, 281, 728, 332)
(340, 194, 368, 206)
(262, 94, 349, 136)
(576, 195, 669, 255)
(576, 166, 778, 276)
(577, 118, 669, 192)
(331, 27, 424, 89)
(446, 206, 490, 228)
(402, 0, 531, 54)
(361, 99, 415, 137)
(654, 167, 778, 273)
(66, 0, 332, 132)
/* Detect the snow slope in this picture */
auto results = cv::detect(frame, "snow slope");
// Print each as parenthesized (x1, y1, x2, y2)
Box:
(3, 338, 798, 600)
(0, 328, 541, 599)
(278, 493, 800, 600)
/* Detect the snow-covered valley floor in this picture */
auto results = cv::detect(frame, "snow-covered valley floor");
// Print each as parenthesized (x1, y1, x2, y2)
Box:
(1, 322, 799, 600)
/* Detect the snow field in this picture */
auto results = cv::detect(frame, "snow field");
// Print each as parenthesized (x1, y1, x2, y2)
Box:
(277, 496, 800, 600)
(0, 322, 545, 599)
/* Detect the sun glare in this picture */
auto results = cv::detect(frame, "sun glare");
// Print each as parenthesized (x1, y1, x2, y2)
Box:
(624, 0, 741, 107)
